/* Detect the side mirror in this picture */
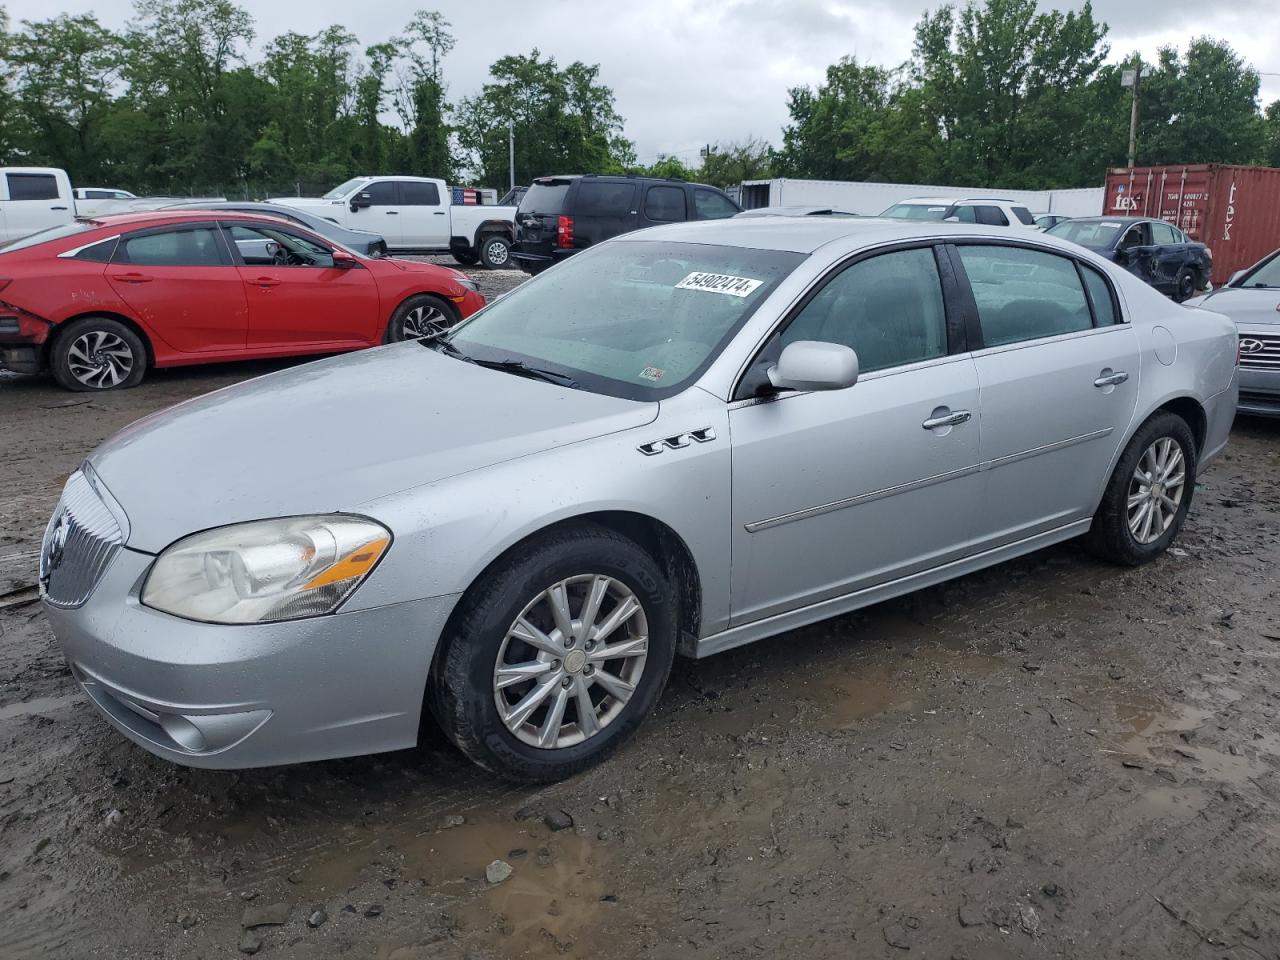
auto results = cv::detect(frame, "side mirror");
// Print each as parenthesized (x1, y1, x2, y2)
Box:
(350, 192, 372, 211)
(767, 341, 859, 392)
(943, 215, 960, 223)
(332, 249, 360, 269)
(1227, 269, 1246, 286)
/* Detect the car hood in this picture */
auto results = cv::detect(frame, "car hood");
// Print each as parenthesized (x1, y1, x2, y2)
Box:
(269, 196, 348, 214)
(1191, 287, 1280, 328)
(89, 345, 659, 553)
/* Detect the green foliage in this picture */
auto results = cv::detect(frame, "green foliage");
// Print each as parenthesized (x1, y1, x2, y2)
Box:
(455, 50, 634, 189)
(697, 137, 775, 188)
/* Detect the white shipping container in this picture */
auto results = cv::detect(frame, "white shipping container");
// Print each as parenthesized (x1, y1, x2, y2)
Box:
(739, 178, 1103, 218)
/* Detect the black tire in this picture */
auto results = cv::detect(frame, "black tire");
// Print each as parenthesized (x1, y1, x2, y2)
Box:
(428, 523, 677, 782)
(1173, 267, 1198, 303)
(1088, 411, 1197, 565)
(50, 316, 147, 392)
(385, 294, 459, 343)
(451, 250, 479, 266)
(478, 234, 512, 270)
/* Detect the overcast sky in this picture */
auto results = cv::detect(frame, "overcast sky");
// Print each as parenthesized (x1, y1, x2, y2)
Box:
(3, 0, 1278, 164)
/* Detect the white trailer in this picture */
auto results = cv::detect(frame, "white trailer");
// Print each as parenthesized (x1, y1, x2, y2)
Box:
(739, 177, 1103, 218)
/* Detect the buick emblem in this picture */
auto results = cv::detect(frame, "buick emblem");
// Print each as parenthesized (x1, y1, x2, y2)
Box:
(41, 512, 71, 587)
(1239, 338, 1264, 354)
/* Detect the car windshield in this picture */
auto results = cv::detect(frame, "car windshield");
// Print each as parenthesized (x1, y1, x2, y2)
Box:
(882, 203, 950, 220)
(444, 240, 805, 400)
(0, 221, 97, 253)
(1237, 252, 1280, 288)
(322, 178, 367, 200)
(1046, 219, 1125, 248)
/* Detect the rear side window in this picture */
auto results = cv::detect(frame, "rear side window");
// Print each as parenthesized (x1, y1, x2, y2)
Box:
(974, 205, 1010, 226)
(74, 238, 119, 262)
(520, 181, 572, 215)
(1012, 206, 1036, 226)
(694, 188, 739, 220)
(1150, 221, 1178, 245)
(120, 228, 225, 266)
(400, 181, 440, 206)
(957, 245, 1092, 346)
(575, 181, 635, 217)
(7, 173, 60, 201)
(644, 186, 686, 222)
(1081, 265, 1119, 326)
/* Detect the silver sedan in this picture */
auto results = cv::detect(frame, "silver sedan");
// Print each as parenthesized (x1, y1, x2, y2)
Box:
(40, 218, 1239, 781)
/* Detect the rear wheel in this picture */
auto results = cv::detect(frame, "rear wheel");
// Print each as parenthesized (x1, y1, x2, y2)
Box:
(428, 524, 676, 781)
(386, 294, 459, 343)
(1173, 267, 1198, 302)
(479, 234, 512, 269)
(1088, 412, 1196, 565)
(51, 317, 147, 392)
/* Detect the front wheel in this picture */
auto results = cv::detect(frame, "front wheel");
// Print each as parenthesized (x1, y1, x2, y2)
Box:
(428, 524, 677, 781)
(479, 234, 512, 270)
(51, 317, 147, 391)
(451, 249, 479, 267)
(386, 294, 459, 343)
(1088, 412, 1197, 565)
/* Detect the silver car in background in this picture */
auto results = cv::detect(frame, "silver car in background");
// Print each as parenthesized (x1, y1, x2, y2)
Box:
(1186, 249, 1280, 417)
(40, 218, 1239, 781)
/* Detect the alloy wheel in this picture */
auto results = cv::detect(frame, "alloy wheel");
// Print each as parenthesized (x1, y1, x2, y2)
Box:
(493, 574, 649, 749)
(400, 303, 452, 340)
(67, 330, 135, 389)
(485, 239, 510, 266)
(1127, 437, 1186, 544)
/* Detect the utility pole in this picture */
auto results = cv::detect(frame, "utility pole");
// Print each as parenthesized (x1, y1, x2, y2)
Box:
(1123, 58, 1142, 169)
(508, 121, 515, 191)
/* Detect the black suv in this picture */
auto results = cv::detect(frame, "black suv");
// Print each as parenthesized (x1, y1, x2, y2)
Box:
(511, 174, 741, 274)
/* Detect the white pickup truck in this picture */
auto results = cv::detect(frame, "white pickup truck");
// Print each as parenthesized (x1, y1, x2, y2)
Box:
(271, 175, 517, 268)
(0, 167, 226, 244)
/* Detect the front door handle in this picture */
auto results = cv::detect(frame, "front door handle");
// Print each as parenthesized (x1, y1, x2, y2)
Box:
(1094, 370, 1129, 387)
(50, 205, 69, 211)
(385, 211, 399, 215)
(432, 211, 446, 215)
(922, 410, 971, 430)
(248, 277, 280, 288)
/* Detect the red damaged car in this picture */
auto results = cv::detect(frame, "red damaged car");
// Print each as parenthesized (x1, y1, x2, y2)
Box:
(0, 212, 485, 390)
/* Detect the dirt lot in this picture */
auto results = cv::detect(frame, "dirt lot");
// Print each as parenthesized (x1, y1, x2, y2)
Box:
(2, 260, 1279, 959)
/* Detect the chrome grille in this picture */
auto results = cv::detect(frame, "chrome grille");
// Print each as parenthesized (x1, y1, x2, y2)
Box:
(40, 471, 122, 608)
(1239, 333, 1280, 369)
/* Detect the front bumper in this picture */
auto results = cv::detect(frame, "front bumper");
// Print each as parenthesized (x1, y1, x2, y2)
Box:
(1238, 366, 1280, 417)
(44, 546, 460, 768)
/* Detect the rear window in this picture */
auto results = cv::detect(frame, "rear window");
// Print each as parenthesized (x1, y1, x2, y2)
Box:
(6, 173, 60, 201)
(0, 221, 95, 253)
(520, 181, 572, 215)
(575, 181, 635, 217)
(1012, 206, 1036, 226)
(1046, 219, 1125, 248)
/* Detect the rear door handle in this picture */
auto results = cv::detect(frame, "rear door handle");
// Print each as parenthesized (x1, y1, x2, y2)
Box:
(432, 211, 446, 216)
(248, 277, 280, 288)
(50, 205, 69, 211)
(385, 211, 399, 215)
(922, 410, 971, 430)
(114, 272, 153, 283)
(1094, 370, 1129, 387)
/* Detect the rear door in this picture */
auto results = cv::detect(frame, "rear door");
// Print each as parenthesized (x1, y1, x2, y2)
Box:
(398, 180, 449, 248)
(952, 242, 1140, 547)
(639, 184, 688, 228)
(105, 224, 249, 353)
(2, 172, 70, 242)
(572, 179, 637, 247)
(349, 180, 402, 246)
(514, 178, 574, 258)
(224, 222, 379, 347)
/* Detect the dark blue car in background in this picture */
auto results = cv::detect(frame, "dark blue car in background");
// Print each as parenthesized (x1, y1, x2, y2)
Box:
(1047, 216, 1213, 302)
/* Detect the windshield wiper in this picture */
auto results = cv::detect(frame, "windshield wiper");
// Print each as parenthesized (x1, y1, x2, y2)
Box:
(471, 358, 580, 389)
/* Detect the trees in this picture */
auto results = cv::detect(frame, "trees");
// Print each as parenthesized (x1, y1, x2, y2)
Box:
(698, 138, 774, 188)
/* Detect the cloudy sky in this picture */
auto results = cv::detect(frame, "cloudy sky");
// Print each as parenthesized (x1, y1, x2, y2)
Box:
(3, 0, 1278, 163)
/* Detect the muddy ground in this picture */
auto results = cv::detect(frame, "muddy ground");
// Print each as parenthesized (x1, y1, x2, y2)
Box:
(2, 259, 1279, 959)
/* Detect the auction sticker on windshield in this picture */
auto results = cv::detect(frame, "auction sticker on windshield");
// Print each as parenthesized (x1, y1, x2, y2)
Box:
(675, 272, 763, 298)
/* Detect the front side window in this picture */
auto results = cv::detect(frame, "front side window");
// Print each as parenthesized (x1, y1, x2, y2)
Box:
(780, 247, 948, 373)
(949, 205, 977, 223)
(644, 186, 687, 222)
(226, 224, 335, 267)
(445, 240, 804, 400)
(694, 189, 740, 220)
(575, 181, 635, 217)
(957, 245, 1093, 347)
(119, 228, 224, 267)
(357, 181, 397, 206)
(400, 181, 440, 206)
(6, 173, 59, 201)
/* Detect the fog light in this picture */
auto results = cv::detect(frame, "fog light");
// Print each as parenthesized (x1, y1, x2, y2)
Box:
(159, 714, 208, 752)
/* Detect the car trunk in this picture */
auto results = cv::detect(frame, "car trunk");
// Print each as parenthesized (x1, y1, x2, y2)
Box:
(514, 178, 574, 258)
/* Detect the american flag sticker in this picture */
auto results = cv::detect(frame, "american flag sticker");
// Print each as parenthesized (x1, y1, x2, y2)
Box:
(452, 187, 480, 205)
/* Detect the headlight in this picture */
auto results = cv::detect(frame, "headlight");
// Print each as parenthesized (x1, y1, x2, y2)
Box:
(142, 516, 390, 624)
(454, 274, 480, 293)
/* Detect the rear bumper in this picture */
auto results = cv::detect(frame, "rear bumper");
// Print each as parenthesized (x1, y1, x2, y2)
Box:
(511, 245, 573, 273)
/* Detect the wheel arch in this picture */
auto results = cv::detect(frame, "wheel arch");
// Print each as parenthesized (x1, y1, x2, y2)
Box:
(48, 311, 156, 369)
(471, 219, 514, 249)
(1155, 395, 1207, 453)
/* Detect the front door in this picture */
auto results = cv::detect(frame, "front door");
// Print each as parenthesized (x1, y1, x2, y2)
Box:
(396, 180, 450, 248)
(349, 180, 402, 246)
(225, 223, 380, 347)
(729, 246, 983, 626)
(952, 243, 1141, 547)
(105, 224, 248, 353)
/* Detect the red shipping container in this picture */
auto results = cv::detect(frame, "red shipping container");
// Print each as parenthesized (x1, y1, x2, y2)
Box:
(1102, 164, 1280, 285)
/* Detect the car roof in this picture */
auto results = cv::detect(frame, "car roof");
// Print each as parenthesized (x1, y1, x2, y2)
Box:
(1061, 216, 1149, 224)
(897, 196, 1021, 205)
(620, 216, 1084, 255)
